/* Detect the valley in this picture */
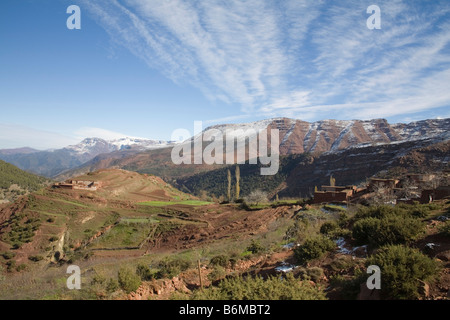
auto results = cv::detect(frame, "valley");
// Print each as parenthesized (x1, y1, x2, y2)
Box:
(0, 117, 449, 301)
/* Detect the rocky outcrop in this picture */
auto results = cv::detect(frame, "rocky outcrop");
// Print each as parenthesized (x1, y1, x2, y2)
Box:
(127, 277, 190, 300)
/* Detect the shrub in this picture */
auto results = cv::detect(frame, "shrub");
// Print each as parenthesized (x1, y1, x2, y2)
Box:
(28, 255, 44, 262)
(329, 270, 365, 300)
(320, 221, 349, 239)
(352, 217, 381, 245)
(48, 236, 58, 242)
(210, 255, 229, 268)
(6, 260, 16, 272)
(118, 267, 141, 294)
(136, 264, 156, 281)
(297, 267, 324, 283)
(156, 257, 192, 279)
(320, 222, 338, 235)
(1, 252, 16, 260)
(91, 274, 106, 285)
(192, 273, 326, 300)
(106, 278, 120, 293)
(367, 245, 438, 299)
(409, 206, 430, 218)
(355, 205, 405, 220)
(294, 236, 336, 265)
(246, 240, 264, 254)
(16, 264, 28, 272)
(352, 215, 424, 247)
(207, 266, 227, 282)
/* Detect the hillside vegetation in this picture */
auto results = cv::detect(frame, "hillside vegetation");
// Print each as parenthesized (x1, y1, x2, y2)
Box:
(0, 160, 49, 203)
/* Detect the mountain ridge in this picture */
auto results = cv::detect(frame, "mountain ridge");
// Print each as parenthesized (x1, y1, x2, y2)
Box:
(1, 117, 448, 179)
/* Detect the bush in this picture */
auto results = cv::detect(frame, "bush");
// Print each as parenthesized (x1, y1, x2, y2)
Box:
(355, 205, 406, 220)
(294, 236, 336, 265)
(192, 273, 326, 300)
(352, 217, 381, 245)
(352, 215, 424, 247)
(106, 278, 120, 293)
(28, 255, 44, 262)
(246, 240, 264, 254)
(320, 222, 338, 235)
(297, 267, 324, 283)
(118, 267, 141, 294)
(1, 252, 16, 260)
(367, 245, 438, 299)
(6, 260, 16, 272)
(48, 236, 58, 242)
(136, 264, 156, 281)
(210, 255, 229, 268)
(207, 266, 227, 282)
(16, 264, 28, 272)
(156, 258, 192, 279)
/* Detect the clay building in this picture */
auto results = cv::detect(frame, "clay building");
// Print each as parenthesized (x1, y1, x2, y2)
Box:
(54, 180, 102, 191)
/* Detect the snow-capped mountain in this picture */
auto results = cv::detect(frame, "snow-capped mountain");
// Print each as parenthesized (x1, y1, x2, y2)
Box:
(196, 117, 449, 155)
(0, 117, 448, 179)
(0, 137, 173, 178)
(65, 137, 173, 159)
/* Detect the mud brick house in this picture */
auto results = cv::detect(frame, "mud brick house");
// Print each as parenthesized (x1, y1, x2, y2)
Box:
(314, 185, 357, 204)
(54, 180, 102, 191)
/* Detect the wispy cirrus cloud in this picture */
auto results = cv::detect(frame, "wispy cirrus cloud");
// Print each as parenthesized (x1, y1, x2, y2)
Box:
(79, 0, 450, 122)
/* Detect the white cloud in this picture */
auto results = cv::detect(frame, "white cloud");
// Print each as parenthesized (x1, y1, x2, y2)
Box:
(79, 0, 450, 121)
(74, 127, 137, 141)
(0, 124, 143, 150)
(0, 124, 79, 150)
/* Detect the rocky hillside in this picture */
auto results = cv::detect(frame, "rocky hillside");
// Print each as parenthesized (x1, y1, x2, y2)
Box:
(175, 138, 450, 199)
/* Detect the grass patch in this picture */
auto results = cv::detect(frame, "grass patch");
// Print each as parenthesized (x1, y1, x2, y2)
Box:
(91, 222, 157, 249)
(139, 200, 212, 207)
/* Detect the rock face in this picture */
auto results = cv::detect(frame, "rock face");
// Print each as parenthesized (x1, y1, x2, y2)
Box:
(127, 277, 190, 300)
(205, 117, 449, 155)
(261, 117, 449, 155)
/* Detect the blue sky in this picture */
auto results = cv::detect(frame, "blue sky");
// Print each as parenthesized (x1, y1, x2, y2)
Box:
(1, 0, 449, 149)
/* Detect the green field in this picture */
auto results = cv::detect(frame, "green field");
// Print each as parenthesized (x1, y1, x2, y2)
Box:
(139, 200, 212, 207)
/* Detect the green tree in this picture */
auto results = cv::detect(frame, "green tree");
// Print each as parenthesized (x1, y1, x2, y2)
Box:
(330, 175, 336, 187)
(235, 165, 240, 200)
(294, 236, 336, 265)
(227, 169, 232, 202)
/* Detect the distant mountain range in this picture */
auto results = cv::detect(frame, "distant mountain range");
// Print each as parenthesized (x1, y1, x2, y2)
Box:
(0, 117, 448, 179)
(0, 137, 174, 177)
